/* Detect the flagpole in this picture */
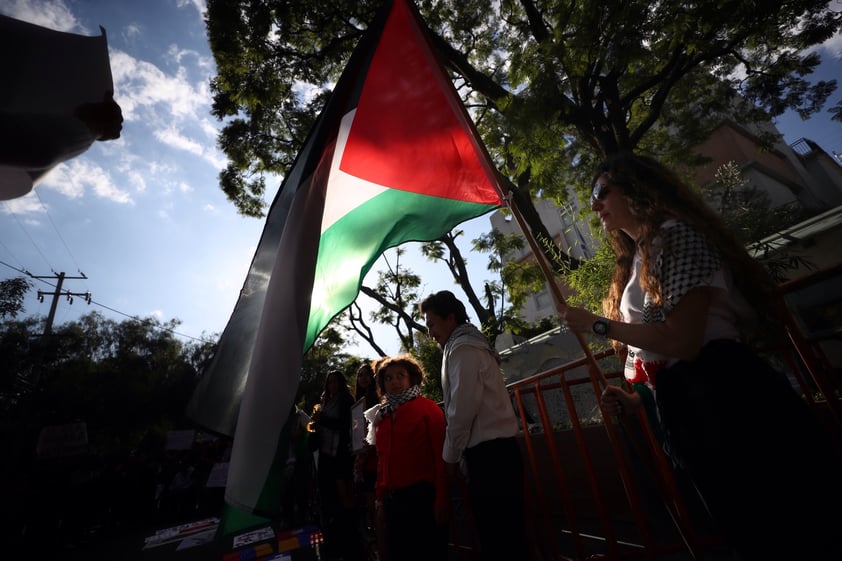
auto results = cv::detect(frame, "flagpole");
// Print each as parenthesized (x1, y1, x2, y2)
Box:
(495, 176, 609, 388)
(401, 0, 608, 387)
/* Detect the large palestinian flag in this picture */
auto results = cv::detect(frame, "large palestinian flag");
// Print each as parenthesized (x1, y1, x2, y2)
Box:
(187, 0, 503, 532)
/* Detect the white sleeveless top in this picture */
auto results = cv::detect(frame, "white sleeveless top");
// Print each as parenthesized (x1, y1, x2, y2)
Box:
(620, 220, 754, 387)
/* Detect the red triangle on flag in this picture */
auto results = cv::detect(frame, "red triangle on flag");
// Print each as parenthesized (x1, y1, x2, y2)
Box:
(339, 0, 500, 205)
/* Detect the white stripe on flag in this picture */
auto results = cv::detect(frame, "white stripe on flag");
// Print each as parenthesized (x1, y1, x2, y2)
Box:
(321, 108, 387, 235)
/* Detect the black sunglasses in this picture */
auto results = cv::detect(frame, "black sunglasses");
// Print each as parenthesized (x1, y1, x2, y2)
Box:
(590, 183, 610, 206)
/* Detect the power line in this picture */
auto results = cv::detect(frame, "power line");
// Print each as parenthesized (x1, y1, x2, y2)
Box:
(89, 299, 209, 343)
(0, 259, 210, 343)
(34, 189, 88, 286)
(0, 259, 31, 277)
(3, 202, 52, 271)
(0, 236, 24, 269)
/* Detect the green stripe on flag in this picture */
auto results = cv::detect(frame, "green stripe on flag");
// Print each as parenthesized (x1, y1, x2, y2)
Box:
(305, 188, 498, 350)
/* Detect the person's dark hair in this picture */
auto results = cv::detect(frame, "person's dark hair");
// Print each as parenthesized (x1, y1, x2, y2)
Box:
(593, 152, 787, 348)
(373, 354, 425, 396)
(320, 369, 351, 404)
(355, 362, 380, 406)
(419, 290, 469, 324)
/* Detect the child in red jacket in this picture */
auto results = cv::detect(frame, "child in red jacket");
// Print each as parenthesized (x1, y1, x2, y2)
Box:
(364, 354, 449, 561)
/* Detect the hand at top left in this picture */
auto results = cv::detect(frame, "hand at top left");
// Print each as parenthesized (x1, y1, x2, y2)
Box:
(74, 92, 123, 140)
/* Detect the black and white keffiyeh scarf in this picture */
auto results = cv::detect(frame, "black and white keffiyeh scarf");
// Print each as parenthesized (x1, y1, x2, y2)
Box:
(363, 384, 421, 445)
(643, 220, 721, 324)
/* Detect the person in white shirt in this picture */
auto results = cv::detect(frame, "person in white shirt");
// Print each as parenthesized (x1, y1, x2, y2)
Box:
(420, 290, 530, 561)
(562, 153, 842, 561)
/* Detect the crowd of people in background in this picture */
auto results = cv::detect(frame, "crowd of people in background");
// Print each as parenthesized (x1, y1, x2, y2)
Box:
(366, 354, 449, 561)
(301, 290, 530, 561)
(421, 291, 530, 561)
(353, 363, 381, 559)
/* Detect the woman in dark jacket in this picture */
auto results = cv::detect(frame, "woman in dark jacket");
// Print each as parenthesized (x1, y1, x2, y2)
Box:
(311, 370, 363, 561)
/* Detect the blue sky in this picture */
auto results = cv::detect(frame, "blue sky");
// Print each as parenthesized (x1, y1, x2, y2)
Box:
(1, 0, 840, 358)
(1, 0, 269, 346)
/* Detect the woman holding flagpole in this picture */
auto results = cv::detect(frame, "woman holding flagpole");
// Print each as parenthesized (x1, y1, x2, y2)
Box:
(561, 152, 842, 560)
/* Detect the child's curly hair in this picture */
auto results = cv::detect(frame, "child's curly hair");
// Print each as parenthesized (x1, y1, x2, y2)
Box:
(374, 354, 426, 395)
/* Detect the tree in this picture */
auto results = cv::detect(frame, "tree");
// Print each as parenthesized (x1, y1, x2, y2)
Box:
(347, 229, 536, 354)
(0, 277, 32, 319)
(0, 315, 40, 413)
(471, 228, 549, 333)
(565, 240, 622, 313)
(1, 311, 216, 459)
(0, 311, 223, 544)
(414, 334, 443, 402)
(205, 0, 839, 348)
(421, 230, 504, 338)
(704, 160, 815, 282)
(206, 0, 838, 224)
(345, 247, 425, 354)
(831, 98, 842, 123)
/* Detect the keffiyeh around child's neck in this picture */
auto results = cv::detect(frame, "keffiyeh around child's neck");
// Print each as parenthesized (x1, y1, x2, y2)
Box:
(363, 384, 421, 445)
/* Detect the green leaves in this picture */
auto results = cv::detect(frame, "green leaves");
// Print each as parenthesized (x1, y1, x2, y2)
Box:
(208, 0, 840, 218)
(205, 0, 841, 352)
(0, 310, 218, 460)
(0, 276, 31, 319)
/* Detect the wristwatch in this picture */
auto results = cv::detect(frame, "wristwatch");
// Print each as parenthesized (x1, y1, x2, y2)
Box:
(592, 317, 610, 337)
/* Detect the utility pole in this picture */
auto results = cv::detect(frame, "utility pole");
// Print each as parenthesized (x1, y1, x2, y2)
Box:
(30, 271, 91, 335)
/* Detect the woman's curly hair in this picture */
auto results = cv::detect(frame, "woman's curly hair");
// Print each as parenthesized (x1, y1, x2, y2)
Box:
(593, 153, 788, 352)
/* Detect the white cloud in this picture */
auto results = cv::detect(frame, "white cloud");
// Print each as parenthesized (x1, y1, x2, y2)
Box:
(0, 0, 83, 33)
(1, 194, 43, 215)
(110, 50, 209, 122)
(123, 22, 141, 43)
(153, 122, 227, 169)
(154, 125, 204, 155)
(205, 150, 229, 171)
(176, 0, 207, 19)
(36, 165, 83, 199)
(126, 169, 147, 193)
(105, 48, 226, 170)
(115, 155, 148, 193)
(40, 159, 133, 204)
(166, 44, 202, 66)
(157, 205, 172, 219)
(148, 160, 177, 177)
(198, 117, 220, 139)
(821, 30, 842, 59)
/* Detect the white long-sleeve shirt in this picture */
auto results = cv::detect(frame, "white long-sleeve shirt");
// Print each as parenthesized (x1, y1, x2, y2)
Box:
(441, 324, 519, 464)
